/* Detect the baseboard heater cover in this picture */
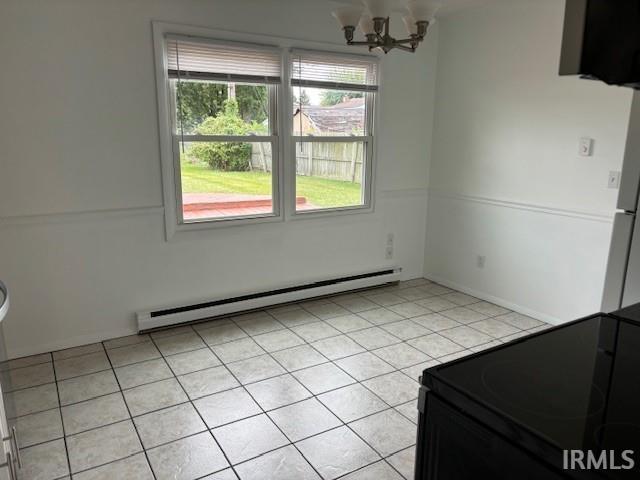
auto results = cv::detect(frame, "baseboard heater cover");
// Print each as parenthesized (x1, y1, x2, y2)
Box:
(137, 267, 402, 332)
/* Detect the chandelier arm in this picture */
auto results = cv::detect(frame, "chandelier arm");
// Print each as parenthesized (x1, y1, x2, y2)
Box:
(394, 37, 420, 45)
(337, 13, 432, 53)
(393, 44, 416, 52)
(348, 40, 381, 46)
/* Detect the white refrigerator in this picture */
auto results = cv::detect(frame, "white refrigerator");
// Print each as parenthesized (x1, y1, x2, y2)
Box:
(602, 91, 640, 311)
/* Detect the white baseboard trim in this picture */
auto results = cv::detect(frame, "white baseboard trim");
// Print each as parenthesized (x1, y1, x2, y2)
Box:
(423, 273, 565, 326)
(138, 268, 402, 332)
(9, 269, 418, 360)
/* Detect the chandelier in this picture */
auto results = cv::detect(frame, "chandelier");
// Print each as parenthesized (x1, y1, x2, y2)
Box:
(332, 0, 441, 54)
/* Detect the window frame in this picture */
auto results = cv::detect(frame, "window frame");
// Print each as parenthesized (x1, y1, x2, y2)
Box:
(152, 22, 380, 239)
(170, 83, 281, 226)
(288, 85, 376, 218)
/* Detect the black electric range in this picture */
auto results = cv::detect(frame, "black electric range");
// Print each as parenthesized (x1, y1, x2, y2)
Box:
(415, 310, 640, 479)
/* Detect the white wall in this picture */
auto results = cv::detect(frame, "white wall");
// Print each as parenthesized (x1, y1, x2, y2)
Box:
(424, 0, 634, 323)
(0, 0, 438, 358)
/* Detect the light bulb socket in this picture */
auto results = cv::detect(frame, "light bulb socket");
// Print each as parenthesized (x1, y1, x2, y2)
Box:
(416, 20, 429, 38)
(372, 17, 386, 35)
(343, 25, 356, 43)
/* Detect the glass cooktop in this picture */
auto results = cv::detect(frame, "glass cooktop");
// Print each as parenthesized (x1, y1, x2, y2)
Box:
(425, 314, 640, 453)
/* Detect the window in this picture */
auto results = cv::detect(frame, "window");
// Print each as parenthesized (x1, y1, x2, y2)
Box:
(155, 26, 379, 235)
(291, 50, 377, 213)
(166, 36, 281, 223)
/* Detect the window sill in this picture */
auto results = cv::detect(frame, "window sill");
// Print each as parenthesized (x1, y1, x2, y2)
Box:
(167, 213, 284, 239)
(288, 203, 374, 221)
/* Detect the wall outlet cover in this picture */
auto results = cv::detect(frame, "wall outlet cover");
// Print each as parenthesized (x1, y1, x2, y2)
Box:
(386, 233, 394, 246)
(579, 137, 594, 157)
(608, 171, 621, 189)
(385, 246, 393, 260)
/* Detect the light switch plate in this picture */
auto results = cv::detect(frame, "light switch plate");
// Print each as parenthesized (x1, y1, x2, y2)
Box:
(579, 137, 594, 157)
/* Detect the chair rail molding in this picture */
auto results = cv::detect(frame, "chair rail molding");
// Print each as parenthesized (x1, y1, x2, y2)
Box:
(379, 187, 428, 199)
(428, 188, 615, 224)
(0, 206, 166, 228)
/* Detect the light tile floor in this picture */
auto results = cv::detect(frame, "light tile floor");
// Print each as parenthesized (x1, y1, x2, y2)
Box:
(4, 279, 550, 480)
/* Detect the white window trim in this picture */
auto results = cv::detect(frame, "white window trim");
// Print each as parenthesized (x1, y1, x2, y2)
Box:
(152, 22, 380, 239)
(284, 48, 379, 221)
(169, 81, 281, 227)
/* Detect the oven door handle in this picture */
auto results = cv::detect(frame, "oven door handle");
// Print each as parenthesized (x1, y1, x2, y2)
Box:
(418, 385, 429, 414)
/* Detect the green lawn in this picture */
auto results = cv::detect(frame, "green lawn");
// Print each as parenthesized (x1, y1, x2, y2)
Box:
(181, 162, 362, 207)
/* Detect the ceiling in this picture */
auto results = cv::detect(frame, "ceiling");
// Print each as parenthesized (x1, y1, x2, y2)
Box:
(325, 0, 497, 16)
(439, 0, 496, 15)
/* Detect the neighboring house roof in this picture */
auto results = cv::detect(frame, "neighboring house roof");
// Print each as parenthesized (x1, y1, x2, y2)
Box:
(293, 97, 365, 135)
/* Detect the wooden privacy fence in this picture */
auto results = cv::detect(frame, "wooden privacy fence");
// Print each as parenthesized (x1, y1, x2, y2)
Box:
(251, 142, 363, 183)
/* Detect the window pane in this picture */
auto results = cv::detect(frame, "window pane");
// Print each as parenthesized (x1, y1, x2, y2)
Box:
(171, 80, 270, 135)
(291, 50, 378, 88)
(295, 142, 365, 212)
(179, 141, 274, 221)
(292, 87, 367, 136)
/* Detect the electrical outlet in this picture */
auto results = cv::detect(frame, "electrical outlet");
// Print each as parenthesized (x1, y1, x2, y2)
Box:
(386, 233, 394, 246)
(608, 171, 621, 189)
(579, 137, 594, 157)
(385, 246, 393, 260)
(477, 255, 486, 269)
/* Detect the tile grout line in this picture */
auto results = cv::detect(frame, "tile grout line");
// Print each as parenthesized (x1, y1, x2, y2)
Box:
(11, 313, 517, 424)
(3, 285, 521, 383)
(269, 288, 478, 477)
(17, 322, 496, 454)
(192, 324, 329, 479)
(47, 354, 73, 479)
(6, 314, 530, 422)
(98, 339, 158, 480)
(223, 308, 418, 477)
(5, 280, 525, 367)
(179, 321, 419, 478)
(202, 322, 390, 478)
(29, 351, 415, 447)
(319, 346, 419, 477)
(148, 330, 244, 480)
(9, 281, 550, 478)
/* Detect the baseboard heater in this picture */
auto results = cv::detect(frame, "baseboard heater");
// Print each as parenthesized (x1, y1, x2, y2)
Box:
(137, 267, 402, 332)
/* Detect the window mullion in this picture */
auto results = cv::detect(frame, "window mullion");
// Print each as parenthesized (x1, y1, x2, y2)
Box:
(290, 80, 377, 94)
(292, 136, 371, 143)
(175, 134, 276, 142)
(172, 136, 185, 225)
(282, 50, 295, 220)
(269, 84, 280, 216)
